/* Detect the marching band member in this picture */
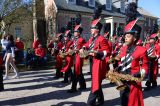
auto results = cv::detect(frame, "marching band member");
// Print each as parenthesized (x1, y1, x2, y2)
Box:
(60, 29, 73, 83)
(145, 24, 160, 90)
(103, 23, 112, 70)
(52, 27, 65, 79)
(67, 14, 86, 93)
(117, 3, 148, 106)
(80, 6, 110, 106)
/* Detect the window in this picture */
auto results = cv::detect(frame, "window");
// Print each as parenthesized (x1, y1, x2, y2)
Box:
(15, 27, 22, 37)
(148, 18, 151, 27)
(120, 0, 125, 13)
(119, 23, 125, 30)
(146, 18, 149, 26)
(106, 0, 112, 10)
(71, 18, 76, 33)
(68, 0, 76, 4)
(144, 19, 147, 26)
(89, 0, 95, 7)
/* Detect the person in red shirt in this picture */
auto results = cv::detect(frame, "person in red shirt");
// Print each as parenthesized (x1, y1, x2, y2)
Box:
(15, 37, 24, 50)
(15, 37, 24, 63)
(47, 40, 54, 54)
(32, 37, 40, 50)
(35, 44, 47, 65)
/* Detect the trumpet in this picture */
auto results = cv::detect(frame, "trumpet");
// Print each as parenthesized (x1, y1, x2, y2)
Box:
(106, 70, 144, 90)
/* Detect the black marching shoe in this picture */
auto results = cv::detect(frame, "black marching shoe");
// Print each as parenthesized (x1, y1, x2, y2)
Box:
(61, 80, 68, 83)
(67, 89, 77, 93)
(0, 88, 4, 92)
(53, 76, 60, 79)
(145, 80, 151, 87)
(60, 72, 63, 78)
(95, 102, 104, 106)
(78, 87, 86, 91)
(152, 81, 157, 88)
(144, 86, 151, 91)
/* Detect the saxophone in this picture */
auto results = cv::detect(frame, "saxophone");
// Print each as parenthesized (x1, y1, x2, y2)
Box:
(106, 70, 144, 90)
(59, 49, 78, 58)
(108, 57, 116, 64)
(59, 52, 67, 58)
(79, 42, 100, 58)
(67, 49, 79, 56)
(79, 50, 98, 58)
(108, 56, 121, 64)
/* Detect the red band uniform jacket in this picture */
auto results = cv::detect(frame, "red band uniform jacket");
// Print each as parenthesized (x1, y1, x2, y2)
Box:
(119, 46, 149, 106)
(61, 40, 73, 72)
(72, 36, 86, 76)
(146, 43, 160, 80)
(54, 41, 63, 68)
(84, 35, 110, 93)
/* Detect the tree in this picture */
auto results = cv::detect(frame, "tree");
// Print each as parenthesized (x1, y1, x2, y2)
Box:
(0, 0, 32, 36)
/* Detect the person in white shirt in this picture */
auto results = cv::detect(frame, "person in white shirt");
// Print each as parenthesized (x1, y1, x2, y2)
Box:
(1, 35, 8, 58)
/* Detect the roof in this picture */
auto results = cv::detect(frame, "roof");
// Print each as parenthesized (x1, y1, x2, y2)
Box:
(137, 7, 159, 19)
(54, 0, 125, 17)
(54, 0, 159, 19)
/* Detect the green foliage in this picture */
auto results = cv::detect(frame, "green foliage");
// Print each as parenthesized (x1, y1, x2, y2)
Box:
(0, 0, 32, 35)
(0, 0, 23, 20)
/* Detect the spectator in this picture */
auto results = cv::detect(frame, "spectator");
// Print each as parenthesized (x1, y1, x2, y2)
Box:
(24, 48, 36, 69)
(3, 35, 19, 80)
(35, 44, 47, 66)
(15, 37, 24, 63)
(32, 37, 40, 49)
(47, 40, 54, 54)
(1, 35, 8, 58)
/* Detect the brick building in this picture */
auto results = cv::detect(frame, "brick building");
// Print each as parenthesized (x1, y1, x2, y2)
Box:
(45, 0, 159, 41)
(5, 0, 159, 48)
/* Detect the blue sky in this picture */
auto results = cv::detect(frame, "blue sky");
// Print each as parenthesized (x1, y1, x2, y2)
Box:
(139, 0, 160, 18)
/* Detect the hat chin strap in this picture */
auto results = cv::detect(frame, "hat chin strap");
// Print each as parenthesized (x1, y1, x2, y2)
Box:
(92, 33, 99, 37)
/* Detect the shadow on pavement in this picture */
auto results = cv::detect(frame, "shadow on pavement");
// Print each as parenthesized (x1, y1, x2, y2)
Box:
(104, 97, 121, 106)
(21, 73, 55, 79)
(52, 101, 87, 106)
(19, 70, 53, 76)
(4, 79, 69, 91)
(4, 75, 55, 85)
(143, 85, 160, 99)
(0, 89, 82, 105)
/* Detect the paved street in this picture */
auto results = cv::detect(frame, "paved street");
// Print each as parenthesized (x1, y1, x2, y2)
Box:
(0, 65, 160, 106)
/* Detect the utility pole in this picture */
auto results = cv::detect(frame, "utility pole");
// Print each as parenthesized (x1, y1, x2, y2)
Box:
(33, 0, 37, 41)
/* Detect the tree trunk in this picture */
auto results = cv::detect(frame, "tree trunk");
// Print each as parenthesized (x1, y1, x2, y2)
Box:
(0, 20, 6, 36)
